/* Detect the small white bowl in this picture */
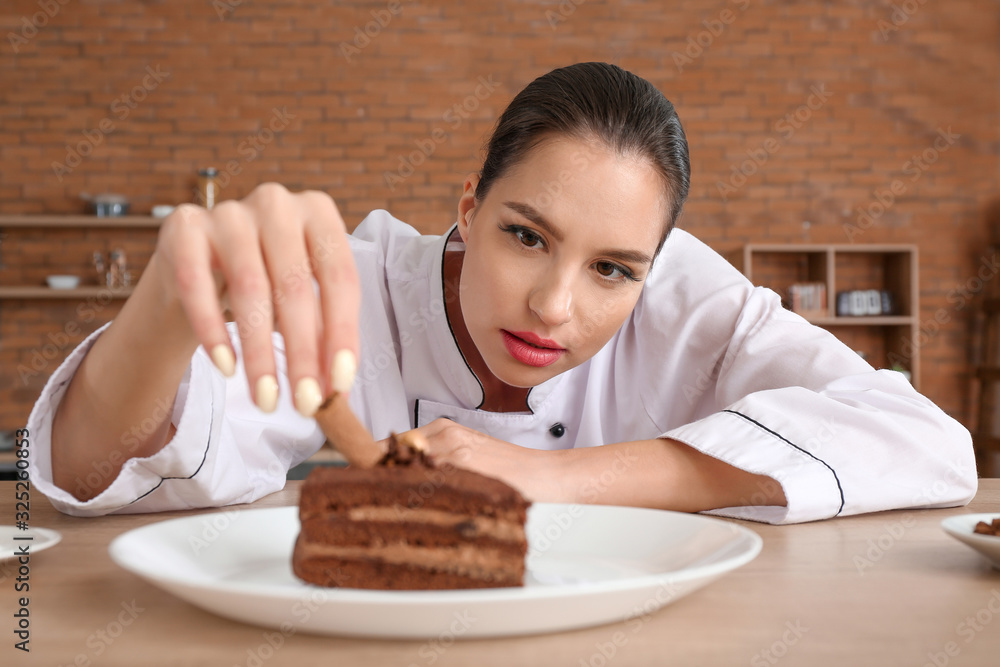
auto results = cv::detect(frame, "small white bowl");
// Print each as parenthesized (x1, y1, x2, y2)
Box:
(152, 205, 175, 218)
(941, 513, 1000, 569)
(46, 275, 80, 289)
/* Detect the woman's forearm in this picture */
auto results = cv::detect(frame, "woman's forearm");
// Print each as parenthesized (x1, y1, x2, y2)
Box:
(549, 438, 786, 512)
(50, 254, 203, 500)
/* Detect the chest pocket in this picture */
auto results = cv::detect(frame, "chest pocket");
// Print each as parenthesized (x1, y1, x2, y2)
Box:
(413, 398, 574, 451)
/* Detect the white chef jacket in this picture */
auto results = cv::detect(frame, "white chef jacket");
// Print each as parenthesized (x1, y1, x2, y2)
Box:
(27, 210, 977, 523)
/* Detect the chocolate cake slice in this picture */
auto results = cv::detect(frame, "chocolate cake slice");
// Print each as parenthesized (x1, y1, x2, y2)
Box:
(292, 432, 531, 590)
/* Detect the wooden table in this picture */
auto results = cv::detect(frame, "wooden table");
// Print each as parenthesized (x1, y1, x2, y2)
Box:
(3, 481, 999, 666)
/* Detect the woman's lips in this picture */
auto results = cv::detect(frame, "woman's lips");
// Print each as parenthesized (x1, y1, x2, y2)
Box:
(501, 330, 566, 368)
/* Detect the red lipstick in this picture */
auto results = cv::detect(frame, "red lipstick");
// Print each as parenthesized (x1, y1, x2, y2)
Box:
(502, 330, 566, 368)
(507, 331, 565, 350)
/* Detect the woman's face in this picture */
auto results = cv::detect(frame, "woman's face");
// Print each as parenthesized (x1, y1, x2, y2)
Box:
(456, 136, 667, 389)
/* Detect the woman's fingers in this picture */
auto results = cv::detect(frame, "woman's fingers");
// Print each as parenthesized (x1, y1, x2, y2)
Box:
(207, 199, 279, 412)
(158, 205, 234, 376)
(299, 190, 361, 396)
(155, 183, 359, 416)
(251, 184, 324, 416)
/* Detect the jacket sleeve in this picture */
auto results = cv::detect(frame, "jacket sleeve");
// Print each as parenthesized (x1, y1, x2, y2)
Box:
(631, 230, 977, 524)
(26, 322, 326, 517)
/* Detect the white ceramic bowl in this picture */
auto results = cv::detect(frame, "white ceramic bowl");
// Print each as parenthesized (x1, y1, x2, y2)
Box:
(46, 275, 80, 289)
(152, 205, 175, 218)
(941, 513, 1000, 569)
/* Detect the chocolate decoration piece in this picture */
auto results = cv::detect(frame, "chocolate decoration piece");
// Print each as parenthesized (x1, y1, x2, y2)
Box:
(379, 430, 434, 468)
(313, 391, 384, 468)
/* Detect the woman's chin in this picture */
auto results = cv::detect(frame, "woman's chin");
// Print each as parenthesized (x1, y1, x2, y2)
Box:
(487, 354, 565, 388)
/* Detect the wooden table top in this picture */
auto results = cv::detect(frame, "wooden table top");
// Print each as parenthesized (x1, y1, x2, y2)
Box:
(3, 480, 999, 666)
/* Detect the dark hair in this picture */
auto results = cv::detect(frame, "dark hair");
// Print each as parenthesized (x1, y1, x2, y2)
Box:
(476, 62, 690, 257)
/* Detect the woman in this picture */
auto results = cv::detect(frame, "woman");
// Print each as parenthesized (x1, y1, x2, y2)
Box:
(29, 62, 975, 522)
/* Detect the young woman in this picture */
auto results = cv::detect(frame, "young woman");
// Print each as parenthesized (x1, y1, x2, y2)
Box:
(30, 62, 975, 523)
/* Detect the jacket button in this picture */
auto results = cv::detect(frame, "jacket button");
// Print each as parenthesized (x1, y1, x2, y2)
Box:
(549, 423, 566, 438)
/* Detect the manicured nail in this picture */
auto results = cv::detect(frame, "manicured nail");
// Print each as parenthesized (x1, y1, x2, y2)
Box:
(332, 349, 357, 394)
(210, 344, 236, 377)
(255, 375, 279, 413)
(294, 377, 323, 417)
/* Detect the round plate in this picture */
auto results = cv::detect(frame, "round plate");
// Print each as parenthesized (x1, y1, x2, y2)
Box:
(941, 513, 1000, 569)
(110, 504, 761, 639)
(0, 526, 62, 560)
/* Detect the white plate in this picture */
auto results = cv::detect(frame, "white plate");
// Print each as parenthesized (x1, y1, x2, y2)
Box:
(109, 504, 761, 639)
(0, 526, 62, 560)
(942, 513, 1000, 569)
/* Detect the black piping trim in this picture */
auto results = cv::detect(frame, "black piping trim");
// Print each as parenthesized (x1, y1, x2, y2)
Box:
(438, 225, 537, 415)
(413, 399, 420, 428)
(722, 409, 845, 516)
(124, 391, 215, 507)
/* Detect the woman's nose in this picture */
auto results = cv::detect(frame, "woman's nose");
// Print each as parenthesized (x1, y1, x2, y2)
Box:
(528, 277, 573, 326)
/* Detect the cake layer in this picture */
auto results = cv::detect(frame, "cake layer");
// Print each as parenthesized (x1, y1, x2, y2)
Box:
(301, 505, 525, 542)
(299, 516, 527, 553)
(292, 540, 524, 590)
(298, 466, 529, 523)
(296, 540, 522, 575)
(347, 505, 525, 542)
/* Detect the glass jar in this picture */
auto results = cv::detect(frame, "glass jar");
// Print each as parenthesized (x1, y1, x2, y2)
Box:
(196, 167, 219, 209)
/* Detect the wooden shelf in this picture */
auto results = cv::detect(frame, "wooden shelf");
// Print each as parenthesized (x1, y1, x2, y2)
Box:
(0, 286, 134, 299)
(809, 316, 915, 326)
(734, 243, 920, 388)
(0, 215, 161, 228)
(0, 446, 345, 467)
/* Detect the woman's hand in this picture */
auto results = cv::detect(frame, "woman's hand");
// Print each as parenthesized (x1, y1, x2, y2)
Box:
(155, 183, 360, 416)
(392, 419, 787, 511)
(391, 419, 564, 501)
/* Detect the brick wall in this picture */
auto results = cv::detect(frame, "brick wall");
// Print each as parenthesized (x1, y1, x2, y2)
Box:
(1, 0, 997, 430)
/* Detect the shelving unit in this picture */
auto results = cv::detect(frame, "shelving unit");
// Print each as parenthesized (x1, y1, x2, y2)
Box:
(0, 215, 158, 299)
(0, 215, 160, 228)
(0, 286, 134, 299)
(733, 244, 920, 389)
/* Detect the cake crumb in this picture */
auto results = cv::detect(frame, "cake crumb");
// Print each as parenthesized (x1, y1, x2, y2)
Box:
(379, 431, 435, 468)
(973, 518, 1000, 536)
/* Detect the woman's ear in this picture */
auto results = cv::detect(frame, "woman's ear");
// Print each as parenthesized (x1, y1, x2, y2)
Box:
(456, 173, 481, 243)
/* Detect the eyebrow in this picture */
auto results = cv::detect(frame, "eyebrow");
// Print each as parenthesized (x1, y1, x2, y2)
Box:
(502, 201, 654, 267)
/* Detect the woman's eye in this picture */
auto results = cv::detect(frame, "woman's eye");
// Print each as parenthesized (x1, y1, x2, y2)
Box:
(515, 228, 542, 248)
(594, 262, 636, 282)
(595, 262, 623, 279)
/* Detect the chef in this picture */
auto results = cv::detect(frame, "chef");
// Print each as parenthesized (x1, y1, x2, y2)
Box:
(27, 63, 976, 523)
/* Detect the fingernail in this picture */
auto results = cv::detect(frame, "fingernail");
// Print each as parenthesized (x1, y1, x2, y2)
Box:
(255, 375, 279, 413)
(210, 344, 236, 377)
(294, 377, 323, 417)
(332, 349, 357, 394)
